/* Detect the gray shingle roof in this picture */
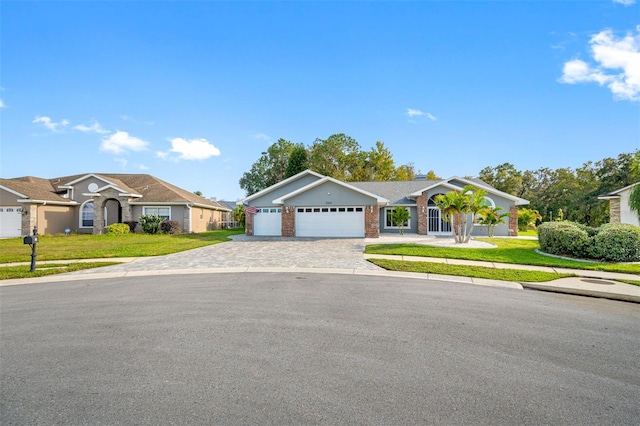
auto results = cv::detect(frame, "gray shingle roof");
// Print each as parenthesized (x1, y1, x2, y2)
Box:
(350, 181, 440, 204)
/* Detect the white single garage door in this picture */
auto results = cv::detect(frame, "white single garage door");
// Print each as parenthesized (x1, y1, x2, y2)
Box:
(296, 206, 364, 238)
(253, 208, 282, 236)
(0, 206, 23, 238)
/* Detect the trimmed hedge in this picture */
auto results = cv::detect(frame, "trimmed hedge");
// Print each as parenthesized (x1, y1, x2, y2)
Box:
(590, 223, 640, 262)
(106, 223, 131, 235)
(538, 221, 640, 262)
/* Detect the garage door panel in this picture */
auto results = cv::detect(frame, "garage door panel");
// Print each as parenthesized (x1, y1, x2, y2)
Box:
(253, 208, 282, 236)
(0, 206, 23, 238)
(296, 207, 364, 238)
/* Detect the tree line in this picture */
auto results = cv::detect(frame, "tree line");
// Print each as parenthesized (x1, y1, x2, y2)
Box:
(239, 134, 438, 195)
(239, 134, 639, 227)
(478, 151, 639, 226)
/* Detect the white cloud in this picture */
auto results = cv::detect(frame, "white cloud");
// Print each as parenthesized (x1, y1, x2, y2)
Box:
(32, 116, 70, 132)
(100, 131, 149, 154)
(139, 164, 149, 171)
(613, 0, 635, 5)
(560, 28, 640, 101)
(406, 108, 437, 121)
(74, 121, 109, 134)
(157, 137, 221, 161)
(252, 132, 271, 141)
(0, 99, 5, 108)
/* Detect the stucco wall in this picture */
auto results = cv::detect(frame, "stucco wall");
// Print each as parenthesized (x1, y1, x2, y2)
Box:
(250, 174, 321, 207)
(191, 207, 227, 232)
(37, 205, 75, 235)
(284, 181, 377, 207)
(619, 189, 640, 227)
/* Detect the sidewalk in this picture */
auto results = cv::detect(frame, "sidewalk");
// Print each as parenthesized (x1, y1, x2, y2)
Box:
(363, 253, 640, 303)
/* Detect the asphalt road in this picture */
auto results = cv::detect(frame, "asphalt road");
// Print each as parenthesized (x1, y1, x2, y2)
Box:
(1, 273, 639, 425)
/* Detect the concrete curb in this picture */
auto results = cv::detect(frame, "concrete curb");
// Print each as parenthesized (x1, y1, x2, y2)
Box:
(0, 267, 524, 291)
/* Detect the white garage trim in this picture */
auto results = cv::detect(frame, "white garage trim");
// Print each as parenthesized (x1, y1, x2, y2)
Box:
(0, 206, 23, 238)
(296, 206, 364, 238)
(253, 208, 282, 236)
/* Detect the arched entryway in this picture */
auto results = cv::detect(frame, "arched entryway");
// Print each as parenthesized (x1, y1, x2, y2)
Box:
(427, 195, 452, 235)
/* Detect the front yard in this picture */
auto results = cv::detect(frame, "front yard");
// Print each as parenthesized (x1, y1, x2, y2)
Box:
(0, 229, 245, 280)
(365, 238, 640, 285)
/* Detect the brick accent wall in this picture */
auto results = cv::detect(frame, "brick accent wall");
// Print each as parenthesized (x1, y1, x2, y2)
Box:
(365, 205, 380, 238)
(245, 211, 254, 236)
(282, 206, 295, 237)
(509, 206, 518, 236)
(416, 193, 428, 235)
(609, 198, 621, 223)
(21, 204, 38, 236)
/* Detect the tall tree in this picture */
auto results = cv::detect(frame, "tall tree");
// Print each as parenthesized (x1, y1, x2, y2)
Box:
(308, 133, 362, 181)
(434, 185, 489, 243)
(393, 163, 416, 181)
(478, 163, 523, 196)
(367, 141, 396, 181)
(239, 139, 298, 195)
(285, 146, 309, 178)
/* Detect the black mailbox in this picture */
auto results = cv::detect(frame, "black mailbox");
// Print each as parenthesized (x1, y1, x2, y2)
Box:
(24, 236, 38, 244)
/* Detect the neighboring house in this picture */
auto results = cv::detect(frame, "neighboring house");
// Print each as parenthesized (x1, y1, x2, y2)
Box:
(239, 170, 529, 238)
(216, 200, 243, 228)
(0, 173, 231, 238)
(598, 183, 640, 227)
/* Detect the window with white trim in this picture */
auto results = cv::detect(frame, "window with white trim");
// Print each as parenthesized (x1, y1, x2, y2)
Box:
(143, 206, 171, 220)
(384, 207, 410, 229)
(81, 201, 95, 227)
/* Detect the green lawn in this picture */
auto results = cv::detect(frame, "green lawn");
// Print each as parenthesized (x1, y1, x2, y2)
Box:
(0, 262, 122, 280)
(369, 259, 575, 283)
(365, 238, 640, 275)
(0, 228, 245, 264)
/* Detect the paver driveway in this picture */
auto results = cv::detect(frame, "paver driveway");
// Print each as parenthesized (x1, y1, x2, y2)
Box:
(72, 235, 381, 274)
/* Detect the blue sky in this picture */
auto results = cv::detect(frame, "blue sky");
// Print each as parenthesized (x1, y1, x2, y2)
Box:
(1, 1, 638, 201)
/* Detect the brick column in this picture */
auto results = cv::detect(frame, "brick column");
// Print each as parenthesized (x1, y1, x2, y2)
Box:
(364, 205, 379, 238)
(282, 206, 295, 237)
(245, 211, 254, 236)
(416, 193, 428, 235)
(609, 199, 621, 223)
(509, 206, 518, 236)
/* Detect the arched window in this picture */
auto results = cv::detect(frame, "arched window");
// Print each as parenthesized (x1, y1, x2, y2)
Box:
(483, 196, 496, 209)
(80, 201, 107, 227)
(81, 201, 94, 227)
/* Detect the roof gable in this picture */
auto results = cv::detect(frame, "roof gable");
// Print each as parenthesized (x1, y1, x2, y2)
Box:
(242, 169, 325, 203)
(272, 176, 388, 205)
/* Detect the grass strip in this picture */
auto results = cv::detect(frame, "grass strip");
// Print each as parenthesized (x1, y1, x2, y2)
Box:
(0, 229, 245, 264)
(617, 279, 640, 287)
(365, 238, 640, 275)
(368, 259, 575, 283)
(0, 262, 122, 280)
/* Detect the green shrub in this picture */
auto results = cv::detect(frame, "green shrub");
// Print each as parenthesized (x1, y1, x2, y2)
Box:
(160, 220, 181, 234)
(123, 221, 139, 233)
(538, 221, 589, 258)
(589, 223, 640, 262)
(105, 223, 130, 235)
(139, 214, 163, 234)
(573, 222, 598, 237)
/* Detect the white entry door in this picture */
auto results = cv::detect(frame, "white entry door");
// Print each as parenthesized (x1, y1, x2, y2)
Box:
(296, 206, 364, 238)
(253, 208, 282, 236)
(0, 206, 22, 238)
(428, 207, 452, 235)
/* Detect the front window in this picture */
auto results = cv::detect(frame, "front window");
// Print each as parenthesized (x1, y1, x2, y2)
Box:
(385, 207, 410, 229)
(143, 206, 171, 220)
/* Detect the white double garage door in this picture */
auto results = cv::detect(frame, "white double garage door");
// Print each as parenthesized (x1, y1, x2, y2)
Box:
(253, 206, 365, 238)
(0, 206, 22, 238)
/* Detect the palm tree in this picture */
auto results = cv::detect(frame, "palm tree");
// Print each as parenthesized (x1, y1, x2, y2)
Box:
(478, 206, 510, 237)
(434, 185, 489, 243)
(390, 206, 411, 235)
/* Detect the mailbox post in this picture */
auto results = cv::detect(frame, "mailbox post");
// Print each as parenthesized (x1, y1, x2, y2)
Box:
(23, 227, 38, 272)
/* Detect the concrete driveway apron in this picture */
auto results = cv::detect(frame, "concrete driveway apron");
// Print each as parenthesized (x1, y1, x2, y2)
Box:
(75, 236, 381, 274)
